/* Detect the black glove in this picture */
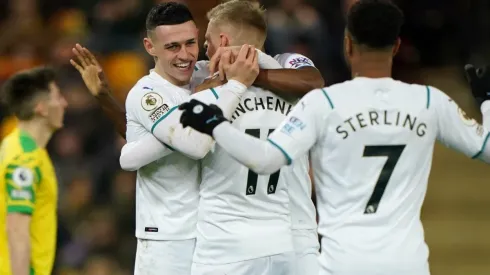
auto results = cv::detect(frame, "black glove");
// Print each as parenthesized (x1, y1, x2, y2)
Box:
(179, 99, 227, 136)
(464, 64, 490, 107)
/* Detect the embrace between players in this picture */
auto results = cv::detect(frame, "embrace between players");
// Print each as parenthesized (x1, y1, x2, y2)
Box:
(70, 1, 490, 275)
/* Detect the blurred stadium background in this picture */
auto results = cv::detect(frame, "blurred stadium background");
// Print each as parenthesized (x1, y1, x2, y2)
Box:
(0, 0, 489, 274)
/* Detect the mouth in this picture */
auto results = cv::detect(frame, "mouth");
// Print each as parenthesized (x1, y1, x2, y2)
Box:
(174, 62, 192, 72)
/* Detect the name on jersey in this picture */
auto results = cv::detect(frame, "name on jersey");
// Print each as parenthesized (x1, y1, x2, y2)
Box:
(336, 110, 427, 139)
(149, 104, 170, 123)
(231, 96, 293, 120)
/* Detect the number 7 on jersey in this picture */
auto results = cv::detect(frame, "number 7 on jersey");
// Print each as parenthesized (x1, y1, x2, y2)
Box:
(363, 145, 406, 214)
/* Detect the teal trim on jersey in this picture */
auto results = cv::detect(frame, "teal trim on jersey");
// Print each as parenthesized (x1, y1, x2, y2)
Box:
(210, 88, 219, 99)
(471, 131, 490, 159)
(425, 86, 431, 109)
(194, 66, 198, 71)
(267, 138, 292, 165)
(321, 88, 334, 109)
(151, 105, 178, 133)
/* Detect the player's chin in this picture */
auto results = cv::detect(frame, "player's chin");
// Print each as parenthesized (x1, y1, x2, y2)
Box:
(172, 68, 194, 83)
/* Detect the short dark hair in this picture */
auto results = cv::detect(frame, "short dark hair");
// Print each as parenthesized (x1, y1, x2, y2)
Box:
(347, 0, 404, 49)
(1, 67, 56, 120)
(145, 2, 194, 31)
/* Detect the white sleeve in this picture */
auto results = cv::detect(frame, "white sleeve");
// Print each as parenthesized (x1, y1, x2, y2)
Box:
(119, 133, 173, 171)
(257, 50, 282, 69)
(274, 53, 316, 69)
(267, 89, 327, 160)
(213, 122, 288, 175)
(433, 87, 490, 162)
(148, 80, 247, 159)
(212, 89, 328, 174)
(480, 100, 490, 129)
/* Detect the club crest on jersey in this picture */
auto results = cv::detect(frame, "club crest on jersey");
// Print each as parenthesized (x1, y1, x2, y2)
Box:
(141, 92, 163, 111)
(288, 57, 313, 69)
(457, 107, 477, 126)
(149, 104, 170, 123)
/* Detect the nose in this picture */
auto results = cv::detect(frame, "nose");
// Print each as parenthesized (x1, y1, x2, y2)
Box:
(61, 96, 68, 109)
(177, 46, 190, 60)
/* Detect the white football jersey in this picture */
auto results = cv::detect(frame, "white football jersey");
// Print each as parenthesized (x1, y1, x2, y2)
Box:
(125, 71, 200, 241)
(274, 53, 318, 230)
(193, 87, 310, 264)
(193, 53, 318, 230)
(268, 77, 490, 274)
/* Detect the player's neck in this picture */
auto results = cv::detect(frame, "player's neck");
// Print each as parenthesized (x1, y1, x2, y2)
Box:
(351, 53, 393, 79)
(17, 119, 53, 148)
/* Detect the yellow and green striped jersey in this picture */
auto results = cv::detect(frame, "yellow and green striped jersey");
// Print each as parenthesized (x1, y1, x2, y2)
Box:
(0, 128, 58, 275)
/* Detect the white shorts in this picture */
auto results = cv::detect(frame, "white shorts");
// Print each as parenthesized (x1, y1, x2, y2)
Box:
(319, 257, 430, 275)
(191, 252, 295, 275)
(134, 238, 196, 275)
(293, 229, 320, 275)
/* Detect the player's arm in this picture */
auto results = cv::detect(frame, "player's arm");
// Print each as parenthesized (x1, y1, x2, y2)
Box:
(432, 87, 490, 163)
(255, 53, 325, 99)
(179, 90, 327, 174)
(71, 44, 127, 138)
(120, 132, 173, 171)
(5, 160, 40, 275)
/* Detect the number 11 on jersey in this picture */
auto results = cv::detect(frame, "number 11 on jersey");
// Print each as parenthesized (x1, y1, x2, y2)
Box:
(245, 129, 280, 195)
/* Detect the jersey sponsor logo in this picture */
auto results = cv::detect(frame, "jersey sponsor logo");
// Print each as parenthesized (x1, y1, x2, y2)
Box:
(149, 104, 170, 122)
(12, 167, 34, 187)
(281, 116, 306, 135)
(457, 107, 477, 126)
(288, 57, 313, 69)
(141, 92, 163, 111)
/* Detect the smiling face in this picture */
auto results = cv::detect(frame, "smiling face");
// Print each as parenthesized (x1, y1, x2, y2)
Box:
(143, 20, 199, 86)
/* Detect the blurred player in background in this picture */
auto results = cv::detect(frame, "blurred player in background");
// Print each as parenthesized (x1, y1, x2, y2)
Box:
(0, 67, 67, 275)
(178, 0, 490, 274)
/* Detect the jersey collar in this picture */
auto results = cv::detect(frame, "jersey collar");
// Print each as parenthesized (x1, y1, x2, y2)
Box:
(148, 69, 191, 92)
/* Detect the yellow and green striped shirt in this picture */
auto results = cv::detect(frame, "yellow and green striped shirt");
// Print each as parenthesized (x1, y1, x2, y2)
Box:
(0, 129, 58, 275)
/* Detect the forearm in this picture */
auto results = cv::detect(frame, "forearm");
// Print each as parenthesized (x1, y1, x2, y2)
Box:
(96, 91, 127, 138)
(120, 134, 173, 171)
(205, 80, 247, 119)
(255, 68, 325, 100)
(212, 122, 287, 174)
(7, 216, 31, 275)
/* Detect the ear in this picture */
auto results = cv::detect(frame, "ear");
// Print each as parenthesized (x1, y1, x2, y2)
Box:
(392, 37, 401, 57)
(344, 32, 353, 57)
(34, 100, 48, 118)
(219, 33, 229, 47)
(143, 37, 157, 57)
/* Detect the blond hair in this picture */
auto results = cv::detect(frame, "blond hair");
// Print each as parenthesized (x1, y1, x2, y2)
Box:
(207, 0, 267, 46)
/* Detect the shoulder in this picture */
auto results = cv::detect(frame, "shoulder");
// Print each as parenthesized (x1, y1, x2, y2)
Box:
(274, 53, 315, 69)
(125, 77, 176, 115)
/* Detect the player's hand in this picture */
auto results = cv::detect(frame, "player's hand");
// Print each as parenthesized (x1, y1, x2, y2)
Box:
(179, 99, 227, 137)
(464, 64, 490, 106)
(208, 46, 242, 80)
(220, 44, 259, 87)
(70, 44, 109, 97)
(194, 75, 227, 93)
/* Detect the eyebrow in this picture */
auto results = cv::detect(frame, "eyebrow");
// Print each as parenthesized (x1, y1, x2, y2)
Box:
(164, 38, 196, 48)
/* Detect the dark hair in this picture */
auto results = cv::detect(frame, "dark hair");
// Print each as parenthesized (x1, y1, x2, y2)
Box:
(1, 67, 56, 120)
(347, 0, 404, 49)
(145, 2, 194, 31)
